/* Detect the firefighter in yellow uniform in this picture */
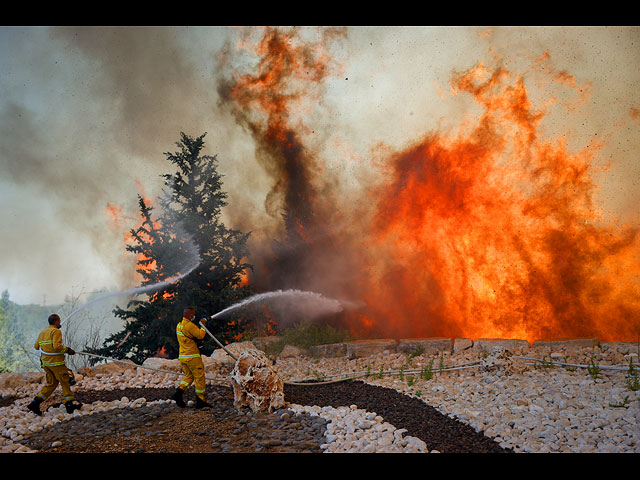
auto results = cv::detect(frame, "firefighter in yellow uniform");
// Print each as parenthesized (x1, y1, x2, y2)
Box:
(171, 307, 212, 409)
(27, 314, 82, 416)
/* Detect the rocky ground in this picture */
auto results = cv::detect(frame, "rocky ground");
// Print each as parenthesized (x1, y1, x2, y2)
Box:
(2, 382, 506, 454)
(1, 341, 639, 454)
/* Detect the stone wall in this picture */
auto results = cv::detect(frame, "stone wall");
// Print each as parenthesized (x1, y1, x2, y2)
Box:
(251, 335, 640, 360)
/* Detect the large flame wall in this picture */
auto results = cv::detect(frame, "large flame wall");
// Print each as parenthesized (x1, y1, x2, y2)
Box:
(217, 28, 639, 343)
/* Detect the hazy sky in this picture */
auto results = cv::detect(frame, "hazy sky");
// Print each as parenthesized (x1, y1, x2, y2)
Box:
(1, 26, 638, 306)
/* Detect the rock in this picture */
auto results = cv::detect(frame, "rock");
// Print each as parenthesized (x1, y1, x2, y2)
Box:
(211, 341, 258, 366)
(141, 358, 182, 372)
(278, 345, 309, 358)
(454, 338, 473, 353)
(308, 343, 347, 358)
(599, 342, 638, 355)
(84, 360, 138, 376)
(230, 349, 285, 413)
(345, 339, 397, 359)
(480, 348, 528, 375)
(405, 436, 427, 451)
(532, 338, 600, 351)
(397, 338, 453, 355)
(251, 336, 282, 352)
(0, 372, 43, 389)
(201, 356, 228, 375)
(473, 338, 530, 354)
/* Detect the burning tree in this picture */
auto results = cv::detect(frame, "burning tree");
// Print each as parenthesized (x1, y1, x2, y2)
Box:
(91, 132, 253, 364)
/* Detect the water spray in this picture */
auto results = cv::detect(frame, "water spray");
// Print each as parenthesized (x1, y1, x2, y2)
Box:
(194, 289, 346, 362)
(60, 259, 200, 326)
(208, 288, 344, 321)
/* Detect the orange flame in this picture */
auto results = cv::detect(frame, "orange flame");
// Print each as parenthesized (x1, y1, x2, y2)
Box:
(155, 345, 169, 358)
(356, 58, 640, 342)
(104, 180, 162, 283)
(221, 29, 640, 344)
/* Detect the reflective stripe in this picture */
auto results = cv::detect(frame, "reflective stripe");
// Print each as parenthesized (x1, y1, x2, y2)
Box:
(39, 348, 66, 356)
(179, 354, 200, 359)
(195, 389, 206, 394)
(43, 361, 66, 367)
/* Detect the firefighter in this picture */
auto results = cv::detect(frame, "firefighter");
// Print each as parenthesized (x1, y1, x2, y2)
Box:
(171, 306, 212, 409)
(27, 314, 82, 416)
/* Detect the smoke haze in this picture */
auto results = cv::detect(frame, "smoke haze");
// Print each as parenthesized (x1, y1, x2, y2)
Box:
(1, 26, 638, 335)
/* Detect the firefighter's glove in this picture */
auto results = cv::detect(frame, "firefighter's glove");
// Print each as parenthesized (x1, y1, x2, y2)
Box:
(67, 348, 76, 355)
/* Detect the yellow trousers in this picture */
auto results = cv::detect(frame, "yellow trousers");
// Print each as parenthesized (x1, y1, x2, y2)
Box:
(37, 365, 74, 403)
(178, 356, 206, 400)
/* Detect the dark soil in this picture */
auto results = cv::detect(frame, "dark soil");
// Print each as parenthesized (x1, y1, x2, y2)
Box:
(10, 380, 512, 453)
(285, 380, 512, 453)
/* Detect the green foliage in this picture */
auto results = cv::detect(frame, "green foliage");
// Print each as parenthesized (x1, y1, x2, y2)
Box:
(406, 346, 424, 362)
(278, 322, 354, 350)
(562, 356, 577, 372)
(609, 395, 631, 408)
(89, 133, 252, 364)
(259, 323, 353, 356)
(534, 355, 555, 370)
(420, 358, 434, 381)
(0, 290, 35, 372)
(626, 358, 640, 392)
(587, 355, 600, 381)
(438, 352, 446, 374)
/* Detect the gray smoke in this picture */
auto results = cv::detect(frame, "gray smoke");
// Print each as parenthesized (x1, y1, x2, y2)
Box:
(1, 26, 638, 308)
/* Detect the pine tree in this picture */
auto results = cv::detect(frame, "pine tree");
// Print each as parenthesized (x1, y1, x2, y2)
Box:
(91, 133, 253, 364)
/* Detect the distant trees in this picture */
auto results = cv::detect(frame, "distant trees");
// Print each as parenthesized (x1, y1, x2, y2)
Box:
(0, 290, 30, 372)
(89, 133, 253, 364)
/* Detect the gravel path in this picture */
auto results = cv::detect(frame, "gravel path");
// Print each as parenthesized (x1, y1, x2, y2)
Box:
(285, 381, 510, 453)
(16, 387, 327, 453)
(6, 381, 509, 453)
(2, 344, 639, 453)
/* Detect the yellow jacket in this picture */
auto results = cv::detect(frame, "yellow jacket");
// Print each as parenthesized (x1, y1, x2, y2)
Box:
(176, 317, 206, 360)
(34, 326, 69, 367)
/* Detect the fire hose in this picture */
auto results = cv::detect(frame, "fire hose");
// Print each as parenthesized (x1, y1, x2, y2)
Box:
(199, 320, 237, 361)
(75, 350, 232, 386)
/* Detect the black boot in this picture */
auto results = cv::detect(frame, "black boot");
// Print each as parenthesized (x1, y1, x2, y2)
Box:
(27, 397, 43, 416)
(171, 388, 186, 408)
(195, 396, 212, 409)
(65, 401, 82, 414)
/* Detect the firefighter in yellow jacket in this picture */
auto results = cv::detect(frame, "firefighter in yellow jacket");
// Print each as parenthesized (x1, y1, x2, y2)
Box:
(171, 307, 212, 409)
(27, 314, 82, 416)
